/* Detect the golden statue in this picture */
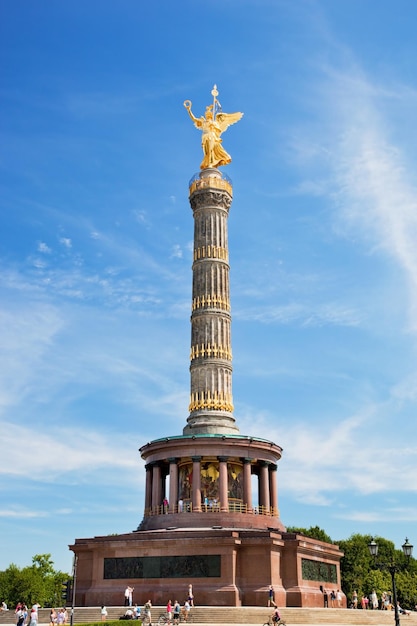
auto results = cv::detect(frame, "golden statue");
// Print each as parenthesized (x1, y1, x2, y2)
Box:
(184, 85, 243, 169)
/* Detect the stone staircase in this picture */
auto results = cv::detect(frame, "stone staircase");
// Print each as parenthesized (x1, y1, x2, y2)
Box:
(1, 607, 416, 626)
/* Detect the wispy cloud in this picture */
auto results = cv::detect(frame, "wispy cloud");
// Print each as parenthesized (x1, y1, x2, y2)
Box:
(0, 419, 138, 481)
(296, 63, 417, 333)
(236, 302, 361, 327)
(0, 508, 48, 519)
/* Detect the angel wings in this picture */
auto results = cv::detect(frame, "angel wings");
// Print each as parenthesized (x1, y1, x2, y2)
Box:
(215, 110, 243, 134)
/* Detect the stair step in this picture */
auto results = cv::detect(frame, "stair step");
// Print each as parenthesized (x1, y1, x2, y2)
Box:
(1, 607, 415, 626)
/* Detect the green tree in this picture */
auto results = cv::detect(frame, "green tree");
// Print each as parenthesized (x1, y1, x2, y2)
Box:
(0, 554, 71, 608)
(286, 525, 333, 544)
(338, 534, 417, 610)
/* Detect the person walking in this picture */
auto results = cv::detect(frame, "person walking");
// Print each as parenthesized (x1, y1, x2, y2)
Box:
(144, 600, 152, 625)
(101, 606, 108, 622)
(166, 601, 172, 624)
(173, 601, 180, 625)
(187, 585, 194, 607)
(16, 607, 25, 626)
(182, 601, 190, 622)
(49, 609, 57, 626)
(29, 607, 38, 626)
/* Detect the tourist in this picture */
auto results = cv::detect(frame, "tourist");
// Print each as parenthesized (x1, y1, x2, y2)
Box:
(57, 608, 65, 626)
(124, 608, 134, 620)
(49, 609, 57, 626)
(330, 590, 336, 608)
(268, 585, 276, 607)
(166, 600, 172, 623)
(187, 584, 194, 607)
(397, 602, 411, 616)
(322, 588, 328, 608)
(16, 606, 26, 626)
(101, 606, 108, 622)
(173, 601, 181, 624)
(134, 605, 141, 620)
(352, 590, 358, 609)
(29, 607, 38, 626)
(182, 601, 190, 622)
(125, 586, 134, 607)
(124, 586, 134, 607)
(144, 600, 152, 624)
(163, 497, 169, 513)
(271, 606, 281, 624)
(370, 590, 378, 610)
(336, 590, 342, 608)
(1, 602, 8, 612)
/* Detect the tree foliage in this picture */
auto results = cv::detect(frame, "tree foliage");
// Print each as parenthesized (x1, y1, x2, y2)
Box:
(285, 525, 333, 544)
(337, 534, 417, 610)
(0, 554, 71, 608)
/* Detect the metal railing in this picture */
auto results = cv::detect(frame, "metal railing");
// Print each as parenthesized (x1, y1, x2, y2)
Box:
(144, 502, 279, 517)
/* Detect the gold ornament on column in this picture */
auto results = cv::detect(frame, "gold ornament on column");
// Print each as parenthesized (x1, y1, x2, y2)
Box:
(184, 85, 243, 169)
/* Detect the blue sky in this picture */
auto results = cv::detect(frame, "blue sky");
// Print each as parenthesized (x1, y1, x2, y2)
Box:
(1, 0, 417, 575)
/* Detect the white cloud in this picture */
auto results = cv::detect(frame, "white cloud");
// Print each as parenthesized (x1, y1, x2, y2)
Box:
(38, 242, 52, 254)
(170, 244, 183, 259)
(0, 508, 48, 519)
(0, 419, 138, 481)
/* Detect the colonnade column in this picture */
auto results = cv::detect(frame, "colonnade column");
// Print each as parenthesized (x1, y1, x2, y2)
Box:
(144, 464, 153, 513)
(259, 461, 270, 513)
(269, 464, 278, 516)
(168, 458, 178, 513)
(243, 458, 252, 512)
(218, 456, 229, 512)
(151, 463, 162, 512)
(192, 457, 202, 512)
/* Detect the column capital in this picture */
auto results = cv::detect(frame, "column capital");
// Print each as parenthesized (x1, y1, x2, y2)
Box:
(191, 456, 202, 462)
(259, 460, 271, 468)
(243, 457, 252, 464)
(168, 457, 178, 463)
(218, 456, 228, 463)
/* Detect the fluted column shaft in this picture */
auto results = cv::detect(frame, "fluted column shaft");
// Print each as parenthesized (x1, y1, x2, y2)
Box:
(184, 169, 239, 436)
